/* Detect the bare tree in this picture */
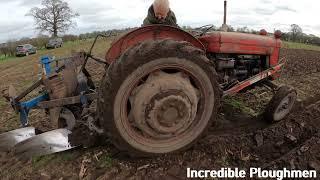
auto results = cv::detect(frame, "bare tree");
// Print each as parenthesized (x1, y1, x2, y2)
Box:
(27, 0, 79, 37)
(236, 26, 249, 33)
(290, 24, 302, 42)
(33, 35, 50, 49)
(0, 44, 9, 58)
(5, 41, 18, 57)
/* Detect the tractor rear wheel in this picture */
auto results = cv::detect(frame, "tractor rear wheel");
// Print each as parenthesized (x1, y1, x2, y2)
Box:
(99, 40, 221, 156)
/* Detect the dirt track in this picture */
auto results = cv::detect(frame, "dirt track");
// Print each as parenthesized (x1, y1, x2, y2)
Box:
(0, 48, 320, 179)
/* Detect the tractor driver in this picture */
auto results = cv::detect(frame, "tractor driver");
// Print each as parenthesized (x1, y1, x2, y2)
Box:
(143, 0, 178, 27)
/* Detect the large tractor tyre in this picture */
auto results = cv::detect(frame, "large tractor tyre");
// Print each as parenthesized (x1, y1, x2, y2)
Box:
(264, 86, 297, 123)
(99, 39, 221, 156)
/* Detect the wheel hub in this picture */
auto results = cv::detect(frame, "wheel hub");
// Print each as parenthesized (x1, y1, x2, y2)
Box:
(130, 71, 199, 139)
(147, 92, 192, 135)
(157, 98, 187, 126)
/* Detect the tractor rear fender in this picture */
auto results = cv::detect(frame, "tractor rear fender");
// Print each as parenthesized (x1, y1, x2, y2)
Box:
(105, 25, 205, 64)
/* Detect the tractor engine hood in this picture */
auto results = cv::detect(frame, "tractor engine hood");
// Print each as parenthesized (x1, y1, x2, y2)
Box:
(198, 32, 282, 56)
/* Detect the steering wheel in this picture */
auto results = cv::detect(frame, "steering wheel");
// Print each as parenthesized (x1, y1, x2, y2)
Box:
(194, 24, 215, 37)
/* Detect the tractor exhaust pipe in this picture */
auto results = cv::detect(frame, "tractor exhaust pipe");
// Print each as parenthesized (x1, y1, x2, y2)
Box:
(221, 0, 228, 32)
(224, 0, 227, 25)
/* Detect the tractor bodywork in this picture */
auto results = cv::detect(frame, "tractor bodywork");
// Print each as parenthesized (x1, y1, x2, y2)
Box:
(199, 32, 282, 66)
(1, 25, 296, 158)
(106, 25, 284, 96)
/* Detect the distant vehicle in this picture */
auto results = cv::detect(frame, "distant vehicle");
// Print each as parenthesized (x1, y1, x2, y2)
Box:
(16, 44, 37, 57)
(46, 38, 63, 49)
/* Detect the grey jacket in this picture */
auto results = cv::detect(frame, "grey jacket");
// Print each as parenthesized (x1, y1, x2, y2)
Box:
(143, 5, 178, 27)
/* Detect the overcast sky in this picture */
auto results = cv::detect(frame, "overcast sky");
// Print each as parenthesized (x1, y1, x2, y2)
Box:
(0, 0, 319, 43)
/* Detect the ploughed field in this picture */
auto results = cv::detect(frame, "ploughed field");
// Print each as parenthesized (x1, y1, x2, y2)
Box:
(0, 46, 320, 179)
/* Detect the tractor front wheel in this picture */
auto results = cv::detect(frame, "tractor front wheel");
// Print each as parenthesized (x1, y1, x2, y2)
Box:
(99, 40, 221, 156)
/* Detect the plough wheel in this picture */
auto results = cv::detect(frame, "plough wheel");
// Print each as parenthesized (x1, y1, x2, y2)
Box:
(264, 86, 297, 122)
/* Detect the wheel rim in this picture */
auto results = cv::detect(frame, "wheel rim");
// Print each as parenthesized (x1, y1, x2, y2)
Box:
(112, 58, 215, 154)
(273, 92, 297, 121)
(130, 71, 199, 139)
(58, 108, 76, 130)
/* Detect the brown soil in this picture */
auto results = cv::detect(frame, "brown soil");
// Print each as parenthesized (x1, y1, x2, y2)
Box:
(1, 48, 320, 180)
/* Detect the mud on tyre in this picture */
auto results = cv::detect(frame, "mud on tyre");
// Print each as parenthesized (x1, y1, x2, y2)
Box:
(99, 39, 221, 156)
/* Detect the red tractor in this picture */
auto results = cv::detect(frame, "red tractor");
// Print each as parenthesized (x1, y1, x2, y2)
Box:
(98, 25, 296, 155)
(0, 25, 297, 158)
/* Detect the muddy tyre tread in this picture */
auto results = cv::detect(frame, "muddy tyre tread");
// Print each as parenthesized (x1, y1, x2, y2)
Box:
(99, 39, 221, 157)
